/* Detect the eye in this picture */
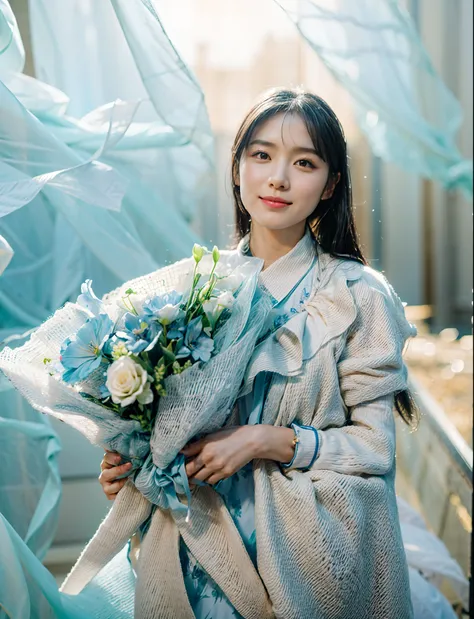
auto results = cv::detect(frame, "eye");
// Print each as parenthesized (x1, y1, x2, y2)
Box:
(251, 150, 270, 160)
(295, 159, 316, 169)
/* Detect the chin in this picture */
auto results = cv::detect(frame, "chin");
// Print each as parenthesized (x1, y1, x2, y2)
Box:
(250, 211, 306, 231)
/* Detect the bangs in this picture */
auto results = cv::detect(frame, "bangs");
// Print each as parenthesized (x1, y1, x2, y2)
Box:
(239, 99, 335, 168)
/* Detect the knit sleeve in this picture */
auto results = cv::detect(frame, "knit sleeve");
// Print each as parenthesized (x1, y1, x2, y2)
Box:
(311, 393, 395, 474)
(337, 272, 415, 408)
(310, 273, 416, 475)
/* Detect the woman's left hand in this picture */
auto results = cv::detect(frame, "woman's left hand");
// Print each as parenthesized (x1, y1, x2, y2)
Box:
(180, 426, 260, 486)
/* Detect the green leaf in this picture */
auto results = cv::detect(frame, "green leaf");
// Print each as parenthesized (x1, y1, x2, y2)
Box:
(130, 354, 153, 374)
(160, 344, 176, 362)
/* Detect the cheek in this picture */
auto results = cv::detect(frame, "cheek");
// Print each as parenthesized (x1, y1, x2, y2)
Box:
(291, 174, 327, 214)
(239, 161, 261, 194)
(238, 161, 264, 215)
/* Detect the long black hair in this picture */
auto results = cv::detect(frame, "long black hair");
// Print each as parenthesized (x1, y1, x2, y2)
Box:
(231, 87, 366, 264)
(230, 87, 419, 428)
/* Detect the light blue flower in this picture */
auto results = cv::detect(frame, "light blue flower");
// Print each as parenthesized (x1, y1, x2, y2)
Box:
(143, 291, 184, 326)
(77, 279, 103, 316)
(122, 313, 162, 353)
(102, 334, 129, 359)
(167, 315, 186, 340)
(60, 314, 114, 383)
(176, 316, 214, 363)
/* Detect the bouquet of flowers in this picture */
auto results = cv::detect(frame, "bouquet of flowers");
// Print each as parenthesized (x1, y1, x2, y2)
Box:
(57, 244, 242, 435)
(0, 243, 271, 594)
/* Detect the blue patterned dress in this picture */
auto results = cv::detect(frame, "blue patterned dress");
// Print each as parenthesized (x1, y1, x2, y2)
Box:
(177, 266, 315, 618)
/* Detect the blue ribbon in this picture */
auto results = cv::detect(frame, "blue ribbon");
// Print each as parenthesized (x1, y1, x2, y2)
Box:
(133, 452, 193, 520)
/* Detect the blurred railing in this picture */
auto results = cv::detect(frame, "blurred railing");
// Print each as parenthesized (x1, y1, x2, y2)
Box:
(396, 373, 472, 584)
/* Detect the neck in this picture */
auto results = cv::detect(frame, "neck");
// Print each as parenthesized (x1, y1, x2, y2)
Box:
(249, 222, 306, 269)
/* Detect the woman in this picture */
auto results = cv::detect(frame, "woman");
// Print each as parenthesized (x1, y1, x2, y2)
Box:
(100, 88, 419, 618)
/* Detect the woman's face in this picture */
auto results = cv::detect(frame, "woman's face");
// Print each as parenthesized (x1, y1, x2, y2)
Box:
(237, 112, 336, 233)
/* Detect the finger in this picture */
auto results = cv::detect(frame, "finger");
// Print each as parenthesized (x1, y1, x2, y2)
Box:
(185, 455, 204, 478)
(104, 479, 127, 496)
(104, 452, 122, 467)
(206, 472, 226, 485)
(99, 462, 132, 483)
(189, 467, 213, 484)
(100, 458, 113, 471)
(100, 457, 119, 471)
(181, 440, 205, 456)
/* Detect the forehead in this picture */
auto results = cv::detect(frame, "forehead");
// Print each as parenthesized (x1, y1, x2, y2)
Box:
(251, 112, 313, 148)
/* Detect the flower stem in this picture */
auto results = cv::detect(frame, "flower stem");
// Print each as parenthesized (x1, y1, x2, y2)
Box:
(185, 263, 199, 314)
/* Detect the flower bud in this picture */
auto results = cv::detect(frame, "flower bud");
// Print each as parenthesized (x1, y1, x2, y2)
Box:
(192, 244, 205, 263)
(212, 246, 220, 264)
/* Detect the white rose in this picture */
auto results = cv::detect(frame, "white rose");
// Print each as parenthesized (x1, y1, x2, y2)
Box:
(136, 381, 154, 405)
(156, 303, 183, 325)
(106, 357, 153, 407)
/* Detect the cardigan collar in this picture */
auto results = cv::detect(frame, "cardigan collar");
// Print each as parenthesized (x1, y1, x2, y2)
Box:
(237, 227, 318, 303)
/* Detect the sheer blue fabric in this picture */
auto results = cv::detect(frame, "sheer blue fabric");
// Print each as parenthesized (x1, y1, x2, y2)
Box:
(0, 0, 24, 75)
(0, 386, 62, 562)
(0, 1, 214, 606)
(0, 233, 12, 274)
(1, 0, 215, 341)
(274, 0, 473, 198)
(0, 0, 64, 568)
(0, 513, 135, 619)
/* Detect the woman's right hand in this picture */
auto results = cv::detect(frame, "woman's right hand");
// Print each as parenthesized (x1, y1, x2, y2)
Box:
(99, 450, 132, 500)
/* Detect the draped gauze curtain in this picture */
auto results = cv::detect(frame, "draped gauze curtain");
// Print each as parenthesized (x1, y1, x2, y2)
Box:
(0, 0, 63, 564)
(274, 0, 473, 198)
(0, 234, 12, 275)
(1, 0, 216, 343)
(0, 0, 24, 75)
(0, 0, 215, 572)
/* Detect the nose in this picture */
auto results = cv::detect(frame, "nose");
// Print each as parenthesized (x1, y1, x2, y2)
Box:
(268, 166, 290, 191)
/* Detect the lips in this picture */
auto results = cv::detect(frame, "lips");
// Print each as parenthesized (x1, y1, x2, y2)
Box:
(259, 196, 292, 209)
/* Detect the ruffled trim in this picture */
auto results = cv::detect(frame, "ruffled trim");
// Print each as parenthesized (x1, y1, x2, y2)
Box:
(240, 252, 364, 396)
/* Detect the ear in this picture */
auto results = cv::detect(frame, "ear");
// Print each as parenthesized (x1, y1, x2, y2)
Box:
(321, 172, 341, 200)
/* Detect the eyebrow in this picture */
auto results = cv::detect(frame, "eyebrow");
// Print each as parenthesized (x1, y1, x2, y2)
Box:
(248, 139, 319, 157)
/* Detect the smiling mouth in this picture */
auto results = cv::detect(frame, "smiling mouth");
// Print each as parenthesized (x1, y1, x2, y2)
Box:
(259, 197, 292, 209)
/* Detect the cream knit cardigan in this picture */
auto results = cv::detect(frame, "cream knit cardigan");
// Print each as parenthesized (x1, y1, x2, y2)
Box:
(75, 232, 418, 619)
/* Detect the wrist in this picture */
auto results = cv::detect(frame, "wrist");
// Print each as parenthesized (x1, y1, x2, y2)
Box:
(251, 425, 295, 462)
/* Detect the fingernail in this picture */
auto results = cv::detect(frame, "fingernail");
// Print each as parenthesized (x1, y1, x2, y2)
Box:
(125, 462, 132, 468)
